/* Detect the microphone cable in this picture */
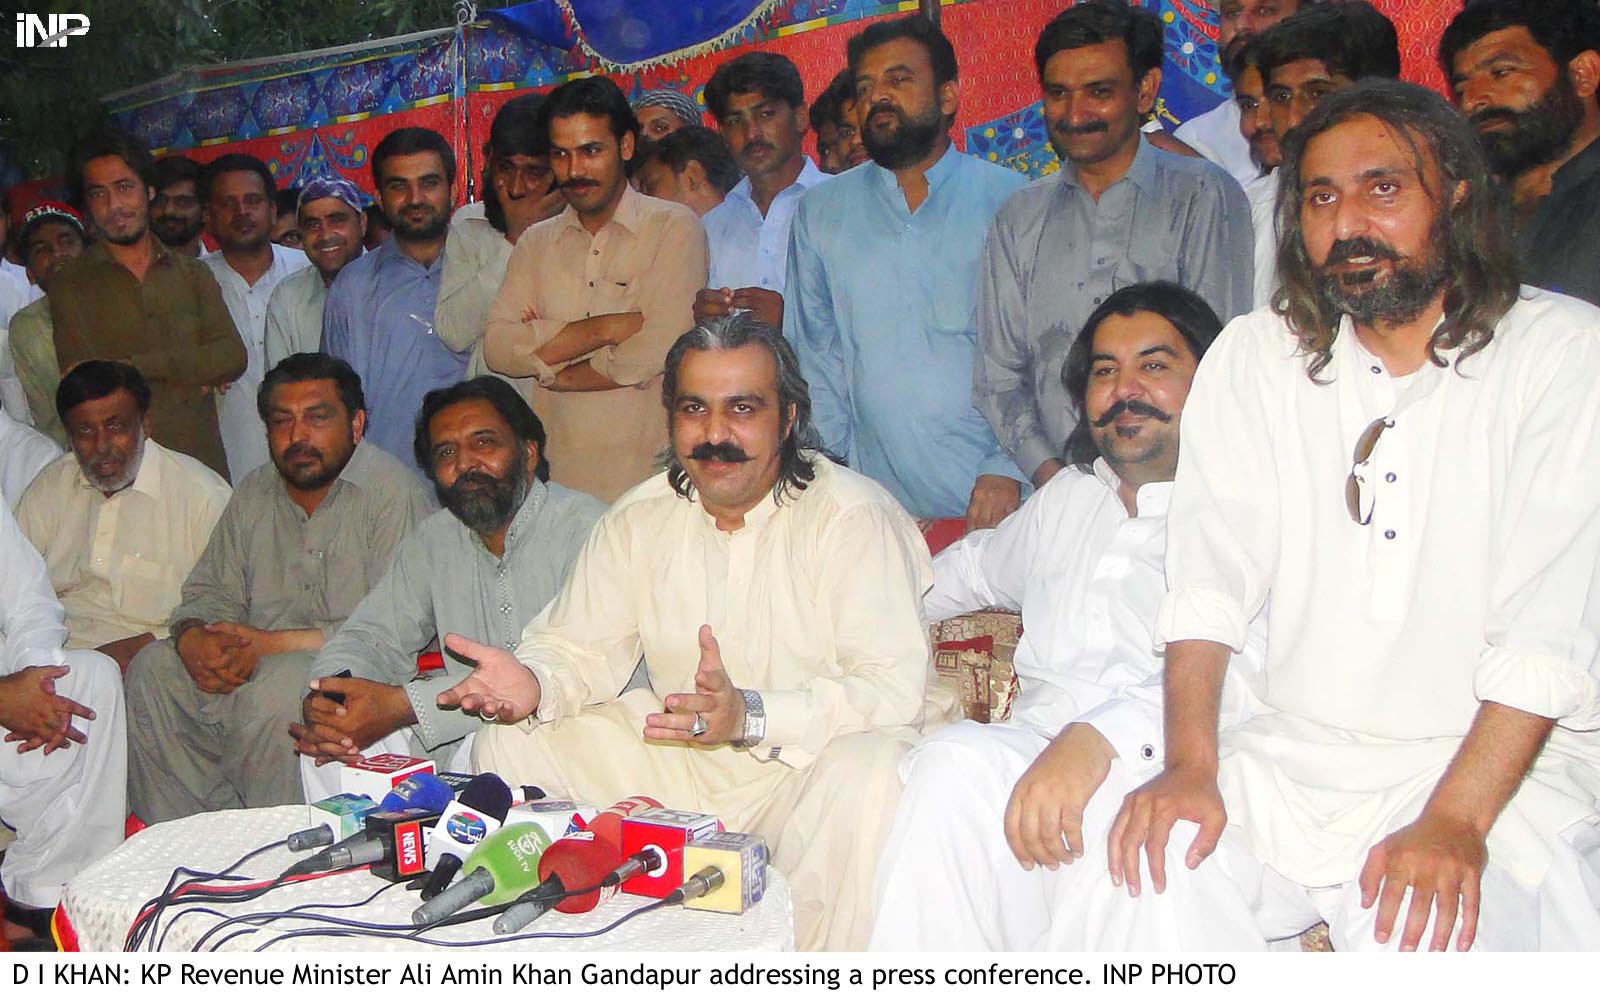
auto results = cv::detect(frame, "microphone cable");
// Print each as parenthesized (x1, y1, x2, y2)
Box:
(249, 897, 672, 951)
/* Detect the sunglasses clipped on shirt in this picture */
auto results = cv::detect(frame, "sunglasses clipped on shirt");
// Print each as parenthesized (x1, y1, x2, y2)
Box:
(1344, 416, 1393, 525)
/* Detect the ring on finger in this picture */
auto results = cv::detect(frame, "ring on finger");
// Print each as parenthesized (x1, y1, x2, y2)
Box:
(689, 712, 709, 737)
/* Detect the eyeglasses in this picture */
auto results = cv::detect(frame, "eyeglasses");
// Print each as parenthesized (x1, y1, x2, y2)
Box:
(1344, 417, 1393, 525)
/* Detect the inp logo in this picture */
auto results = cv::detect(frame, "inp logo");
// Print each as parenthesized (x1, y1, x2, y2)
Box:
(16, 14, 91, 47)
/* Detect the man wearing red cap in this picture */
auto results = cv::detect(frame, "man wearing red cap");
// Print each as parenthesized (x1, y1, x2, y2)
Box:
(4, 202, 87, 446)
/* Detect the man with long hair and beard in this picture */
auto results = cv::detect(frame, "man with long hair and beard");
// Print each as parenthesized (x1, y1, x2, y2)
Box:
(1443, 0, 1600, 307)
(785, 14, 1029, 532)
(1091, 80, 1600, 952)
(123, 353, 430, 822)
(438, 314, 953, 950)
(297, 376, 602, 796)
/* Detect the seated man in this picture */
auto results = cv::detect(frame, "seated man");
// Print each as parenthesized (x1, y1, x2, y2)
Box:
(295, 377, 604, 791)
(16, 362, 231, 674)
(869, 282, 1265, 950)
(440, 314, 955, 951)
(124, 353, 431, 822)
(1104, 82, 1600, 951)
(0, 502, 124, 946)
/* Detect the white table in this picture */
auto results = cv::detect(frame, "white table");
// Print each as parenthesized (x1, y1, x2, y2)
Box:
(62, 805, 793, 952)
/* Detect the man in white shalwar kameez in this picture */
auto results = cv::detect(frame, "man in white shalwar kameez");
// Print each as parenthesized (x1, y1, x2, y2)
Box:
(438, 313, 953, 951)
(1102, 80, 1600, 953)
(0, 498, 125, 943)
(869, 281, 1267, 951)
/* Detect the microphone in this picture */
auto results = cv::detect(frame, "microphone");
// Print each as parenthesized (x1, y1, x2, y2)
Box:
(285, 793, 377, 852)
(610, 807, 723, 899)
(494, 795, 660, 933)
(410, 823, 553, 927)
(420, 773, 513, 900)
(285, 774, 454, 876)
(667, 866, 727, 905)
(680, 832, 768, 913)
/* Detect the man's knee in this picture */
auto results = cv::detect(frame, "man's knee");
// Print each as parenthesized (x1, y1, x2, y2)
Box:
(59, 648, 123, 710)
(232, 651, 316, 727)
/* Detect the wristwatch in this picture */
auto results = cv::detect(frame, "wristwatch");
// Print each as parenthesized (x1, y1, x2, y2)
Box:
(736, 688, 766, 748)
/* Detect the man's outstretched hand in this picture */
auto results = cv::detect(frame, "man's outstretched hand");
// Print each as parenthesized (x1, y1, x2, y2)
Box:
(435, 633, 542, 724)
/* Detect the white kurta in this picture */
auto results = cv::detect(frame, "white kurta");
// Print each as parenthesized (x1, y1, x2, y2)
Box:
(1147, 290, 1600, 947)
(0, 407, 60, 510)
(204, 245, 311, 482)
(1173, 100, 1261, 187)
(474, 457, 954, 949)
(1245, 170, 1278, 310)
(0, 501, 125, 908)
(703, 157, 828, 294)
(870, 463, 1266, 950)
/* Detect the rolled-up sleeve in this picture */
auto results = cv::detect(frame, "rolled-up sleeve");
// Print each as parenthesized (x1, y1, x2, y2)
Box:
(1156, 320, 1280, 653)
(1474, 331, 1600, 731)
(748, 502, 933, 769)
(483, 235, 564, 383)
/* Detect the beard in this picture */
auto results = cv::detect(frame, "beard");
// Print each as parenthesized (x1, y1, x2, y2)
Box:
(151, 213, 203, 247)
(1313, 232, 1450, 327)
(861, 101, 946, 170)
(272, 437, 355, 492)
(436, 449, 530, 536)
(389, 203, 449, 241)
(1470, 73, 1584, 179)
(83, 433, 145, 494)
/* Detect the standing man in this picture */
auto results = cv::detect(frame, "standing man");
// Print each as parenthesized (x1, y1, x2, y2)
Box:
(442, 316, 950, 951)
(696, 52, 828, 331)
(811, 69, 868, 175)
(437, 94, 565, 380)
(484, 77, 706, 502)
(786, 15, 1029, 530)
(976, 0, 1252, 491)
(125, 353, 430, 822)
(17, 362, 231, 674)
(149, 155, 207, 257)
(1104, 81, 1600, 952)
(322, 127, 471, 475)
(6, 202, 86, 445)
(50, 129, 247, 479)
(633, 126, 741, 218)
(631, 88, 703, 141)
(201, 154, 312, 482)
(1175, 0, 1311, 186)
(1443, 0, 1600, 306)
(264, 178, 367, 370)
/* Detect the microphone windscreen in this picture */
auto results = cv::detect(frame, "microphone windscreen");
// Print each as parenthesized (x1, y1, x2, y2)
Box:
(455, 773, 513, 823)
(379, 772, 454, 813)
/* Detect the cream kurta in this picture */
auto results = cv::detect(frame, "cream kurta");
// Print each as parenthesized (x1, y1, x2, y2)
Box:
(15, 440, 230, 650)
(482, 186, 707, 502)
(1159, 289, 1600, 896)
(475, 457, 953, 949)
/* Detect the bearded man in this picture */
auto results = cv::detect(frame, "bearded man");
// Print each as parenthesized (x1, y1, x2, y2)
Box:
(296, 377, 603, 790)
(123, 353, 430, 821)
(1443, 0, 1600, 306)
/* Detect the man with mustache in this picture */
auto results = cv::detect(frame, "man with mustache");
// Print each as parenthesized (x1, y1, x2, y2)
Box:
(441, 314, 951, 950)
(297, 377, 601, 788)
(1248, 3, 1401, 309)
(786, 15, 1029, 531)
(122, 353, 429, 821)
(1174, 0, 1314, 186)
(16, 362, 230, 678)
(810, 69, 868, 175)
(201, 155, 313, 483)
(49, 129, 247, 479)
(976, 0, 1252, 494)
(323, 127, 472, 476)
(264, 177, 367, 370)
(1099, 80, 1600, 951)
(484, 77, 707, 502)
(1443, 0, 1600, 307)
(871, 282, 1268, 950)
(436, 94, 565, 387)
(695, 52, 827, 331)
(148, 155, 206, 258)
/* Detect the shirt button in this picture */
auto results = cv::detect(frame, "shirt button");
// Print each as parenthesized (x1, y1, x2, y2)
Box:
(588, 281, 595, 287)
(1385, 472, 1397, 483)
(1384, 529, 1396, 540)
(1093, 296, 1103, 305)
(1140, 745, 1155, 760)
(592, 249, 599, 256)
(1370, 365, 1382, 374)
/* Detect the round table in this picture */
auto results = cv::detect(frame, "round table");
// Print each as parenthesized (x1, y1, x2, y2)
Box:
(62, 805, 793, 952)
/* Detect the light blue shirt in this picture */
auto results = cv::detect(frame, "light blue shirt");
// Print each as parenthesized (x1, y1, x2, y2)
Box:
(784, 146, 1028, 520)
(704, 157, 828, 293)
(321, 238, 469, 474)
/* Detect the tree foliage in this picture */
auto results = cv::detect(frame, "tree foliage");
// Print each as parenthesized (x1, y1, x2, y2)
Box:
(1, 0, 462, 179)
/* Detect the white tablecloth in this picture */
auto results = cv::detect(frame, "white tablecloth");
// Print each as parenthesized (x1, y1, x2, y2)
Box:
(62, 805, 793, 952)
